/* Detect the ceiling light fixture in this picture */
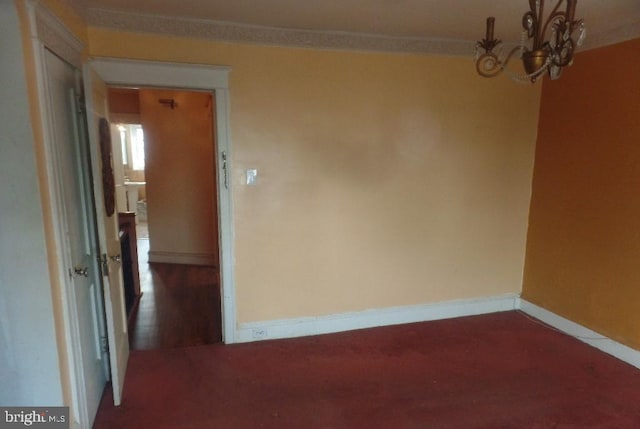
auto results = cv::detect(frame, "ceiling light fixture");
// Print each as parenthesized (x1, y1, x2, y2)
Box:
(475, 0, 586, 82)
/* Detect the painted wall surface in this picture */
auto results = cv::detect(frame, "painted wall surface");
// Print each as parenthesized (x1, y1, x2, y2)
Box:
(139, 89, 217, 265)
(0, 1, 64, 405)
(522, 38, 640, 350)
(108, 87, 140, 117)
(88, 28, 541, 323)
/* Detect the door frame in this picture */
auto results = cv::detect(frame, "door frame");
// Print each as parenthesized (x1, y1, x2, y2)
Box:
(26, 3, 106, 428)
(90, 57, 237, 343)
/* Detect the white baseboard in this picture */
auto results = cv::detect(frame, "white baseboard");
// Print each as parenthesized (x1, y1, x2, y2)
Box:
(236, 293, 519, 343)
(518, 299, 640, 370)
(235, 294, 640, 371)
(148, 250, 216, 266)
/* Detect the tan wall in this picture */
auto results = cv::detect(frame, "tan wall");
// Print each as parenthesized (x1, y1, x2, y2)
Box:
(88, 28, 541, 323)
(139, 89, 217, 264)
(522, 38, 640, 350)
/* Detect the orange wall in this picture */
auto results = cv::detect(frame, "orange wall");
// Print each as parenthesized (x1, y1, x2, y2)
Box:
(522, 38, 640, 350)
(88, 28, 541, 323)
(140, 89, 217, 264)
(108, 87, 140, 116)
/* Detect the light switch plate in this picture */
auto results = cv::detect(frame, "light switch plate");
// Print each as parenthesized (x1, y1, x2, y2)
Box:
(246, 169, 258, 185)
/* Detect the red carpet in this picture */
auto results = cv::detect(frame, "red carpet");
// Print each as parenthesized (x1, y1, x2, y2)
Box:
(93, 311, 640, 428)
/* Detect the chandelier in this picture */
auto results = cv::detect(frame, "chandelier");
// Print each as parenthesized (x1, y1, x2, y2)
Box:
(475, 0, 586, 82)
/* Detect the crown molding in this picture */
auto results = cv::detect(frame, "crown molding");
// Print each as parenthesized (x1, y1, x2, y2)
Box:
(85, 8, 475, 56)
(86, 8, 639, 56)
(28, 0, 85, 67)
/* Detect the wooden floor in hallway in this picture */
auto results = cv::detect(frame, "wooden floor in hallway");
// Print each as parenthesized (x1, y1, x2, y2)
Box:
(128, 234, 222, 350)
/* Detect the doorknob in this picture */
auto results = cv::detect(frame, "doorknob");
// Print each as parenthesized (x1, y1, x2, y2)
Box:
(74, 266, 89, 277)
(109, 254, 121, 263)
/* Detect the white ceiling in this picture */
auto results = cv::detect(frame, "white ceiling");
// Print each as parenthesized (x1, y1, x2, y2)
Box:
(74, 0, 640, 54)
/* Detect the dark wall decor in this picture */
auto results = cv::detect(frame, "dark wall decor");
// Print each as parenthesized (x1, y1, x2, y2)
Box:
(99, 117, 116, 217)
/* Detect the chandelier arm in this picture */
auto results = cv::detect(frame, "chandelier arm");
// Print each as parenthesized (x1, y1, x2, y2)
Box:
(502, 45, 525, 69)
(532, 0, 544, 49)
(476, 54, 502, 77)
(528, 0, 539, 41)
(540, 0, 564, 35)
(541, 11, 570, 42)
(475, 43, 526, 78)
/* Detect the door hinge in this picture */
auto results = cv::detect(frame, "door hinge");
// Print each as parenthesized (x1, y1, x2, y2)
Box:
(100, 335, 109, 354)
(98, 254, 108, 276)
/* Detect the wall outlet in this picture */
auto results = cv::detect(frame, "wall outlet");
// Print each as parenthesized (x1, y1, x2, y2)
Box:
(251, 328, 267, 339)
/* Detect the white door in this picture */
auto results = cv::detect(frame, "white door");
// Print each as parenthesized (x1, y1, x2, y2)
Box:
(83, 66, 130, 406)
(44, 50, 107, 423)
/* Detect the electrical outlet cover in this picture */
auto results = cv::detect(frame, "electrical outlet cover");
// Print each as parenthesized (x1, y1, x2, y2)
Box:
(246, 169, 258, 185)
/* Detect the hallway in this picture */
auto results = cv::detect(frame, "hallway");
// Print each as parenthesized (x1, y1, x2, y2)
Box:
(128, 226, 222, 350)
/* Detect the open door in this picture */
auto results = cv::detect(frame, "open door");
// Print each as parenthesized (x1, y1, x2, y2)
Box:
(86, 58, 235, 344)
(83, 65, 130, 405)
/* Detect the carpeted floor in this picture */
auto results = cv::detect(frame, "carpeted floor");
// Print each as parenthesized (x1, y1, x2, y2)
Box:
(93, 311, 640, 428)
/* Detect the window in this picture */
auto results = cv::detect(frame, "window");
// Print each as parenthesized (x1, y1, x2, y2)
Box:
(131, 125, 145, 171)
(117, 124, 145, 171)
(117, 125, 128, 165)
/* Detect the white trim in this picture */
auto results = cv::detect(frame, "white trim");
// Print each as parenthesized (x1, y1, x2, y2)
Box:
(88, 58, 237, 344)
(518, 299, 640, 370)
(213, 89, 237, 344)
(237, 293, 519, 343)
(148, 250, 216, 266)
(236, 295, 640, 371)
(90, 58, 230, 89)
(29, 1, 84, 68)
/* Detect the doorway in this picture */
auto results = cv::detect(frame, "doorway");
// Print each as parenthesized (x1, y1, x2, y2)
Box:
(90, 58, 236, 345)
(108, 87, 222, 349)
